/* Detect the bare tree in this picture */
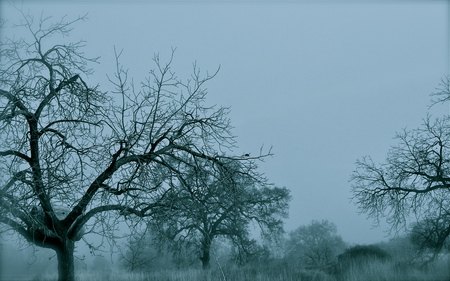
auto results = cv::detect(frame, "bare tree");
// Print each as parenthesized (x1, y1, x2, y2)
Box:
(350, 78, 450, 262)
(0, 13, 267, 281)
(147, 158, 291, 269)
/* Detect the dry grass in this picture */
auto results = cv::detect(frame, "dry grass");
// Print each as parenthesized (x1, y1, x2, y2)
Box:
(5, 258, 450, 281)
(336, 258, 450, 281)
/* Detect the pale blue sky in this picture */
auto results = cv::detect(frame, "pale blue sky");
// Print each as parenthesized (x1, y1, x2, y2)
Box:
(1, 1, 449, 246)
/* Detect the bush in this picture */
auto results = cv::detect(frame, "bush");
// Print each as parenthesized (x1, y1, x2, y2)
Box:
(338, 244, 391, 263)
(334, 244, 391, 279)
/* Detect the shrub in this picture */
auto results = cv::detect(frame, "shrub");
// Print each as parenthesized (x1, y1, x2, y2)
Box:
(338, 244, 391, 263)
(334, 244, 391, 279)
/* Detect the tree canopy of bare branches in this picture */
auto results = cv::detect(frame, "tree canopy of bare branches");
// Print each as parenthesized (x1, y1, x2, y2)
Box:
(351, 115, 450, 227)
(0, 13, 270, 281)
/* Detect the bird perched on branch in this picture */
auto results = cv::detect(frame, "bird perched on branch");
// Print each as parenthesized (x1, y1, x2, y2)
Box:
(67, 74, 79, 83)
(55, 74, 79, 92)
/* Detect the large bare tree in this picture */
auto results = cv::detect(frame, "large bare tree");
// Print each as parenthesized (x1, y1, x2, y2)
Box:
(0, 13, 266, 281)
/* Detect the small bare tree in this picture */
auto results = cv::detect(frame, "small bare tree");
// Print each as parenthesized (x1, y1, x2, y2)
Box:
(285, 220, 346, 271)
(0, 13, 267, 281)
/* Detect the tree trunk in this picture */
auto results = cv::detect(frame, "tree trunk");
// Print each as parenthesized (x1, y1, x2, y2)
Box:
(200, 237, 211, 270)
(55, 239, 75, 281)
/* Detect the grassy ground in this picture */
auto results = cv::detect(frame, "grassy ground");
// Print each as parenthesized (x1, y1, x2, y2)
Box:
(336, 258, 450, 281)
(4, 258, 450, 281)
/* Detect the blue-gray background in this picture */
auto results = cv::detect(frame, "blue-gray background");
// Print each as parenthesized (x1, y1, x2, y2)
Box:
(1, 1, 449, 245)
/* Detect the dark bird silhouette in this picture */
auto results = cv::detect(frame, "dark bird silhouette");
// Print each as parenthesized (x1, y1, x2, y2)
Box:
(67, 74, 79, 83)
(55, 74, 79, 93)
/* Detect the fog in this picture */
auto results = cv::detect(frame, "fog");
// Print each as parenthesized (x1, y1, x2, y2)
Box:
(1, 1, 449, 280)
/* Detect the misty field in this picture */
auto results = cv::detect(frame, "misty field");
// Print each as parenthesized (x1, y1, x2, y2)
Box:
(4, 257, 450, 281)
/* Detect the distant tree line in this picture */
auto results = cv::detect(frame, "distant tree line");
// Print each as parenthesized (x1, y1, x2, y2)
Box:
(121, 217, 450, 279)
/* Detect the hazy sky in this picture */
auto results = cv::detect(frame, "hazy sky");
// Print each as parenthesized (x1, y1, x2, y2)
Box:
(1, 1, 449, 245)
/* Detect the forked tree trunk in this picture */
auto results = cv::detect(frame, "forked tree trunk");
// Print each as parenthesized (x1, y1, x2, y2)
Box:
(55, 239, 75, 281)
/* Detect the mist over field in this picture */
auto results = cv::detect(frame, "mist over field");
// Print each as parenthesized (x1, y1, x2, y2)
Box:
(1, 1, 449, 281)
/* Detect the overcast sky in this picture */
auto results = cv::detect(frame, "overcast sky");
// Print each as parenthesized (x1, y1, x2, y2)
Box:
(1, 1, 449, 246)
